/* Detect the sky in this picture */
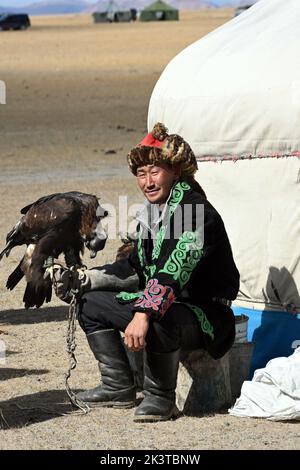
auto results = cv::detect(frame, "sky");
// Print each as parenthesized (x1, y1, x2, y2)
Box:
(4, 0, 236, 6)
(3, 0, 98, 5)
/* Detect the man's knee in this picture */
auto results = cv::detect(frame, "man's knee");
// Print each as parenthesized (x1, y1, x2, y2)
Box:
(145, 304, 203, 353)
(77, 291, 114, 333)
(146, 321, 180, 353)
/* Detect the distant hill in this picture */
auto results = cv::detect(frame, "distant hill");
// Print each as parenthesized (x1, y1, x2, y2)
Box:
(88, 1, 218, 13)
(0, 1, 90, 15)
(0, 6, 14, 13)
(87, 0, 258, 12)
(0, 1, 258, 16)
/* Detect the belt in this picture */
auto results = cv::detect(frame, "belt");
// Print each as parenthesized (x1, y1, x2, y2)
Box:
(212, 297, 232, 307)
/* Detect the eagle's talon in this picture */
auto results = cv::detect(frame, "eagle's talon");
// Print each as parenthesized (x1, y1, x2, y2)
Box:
(43, 256, 54, 269)
(43, 267, 52, 280)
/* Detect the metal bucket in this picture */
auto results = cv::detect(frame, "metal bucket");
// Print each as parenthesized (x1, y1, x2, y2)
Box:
(229, 341, 255, 402)
(235, 314, 249, 343)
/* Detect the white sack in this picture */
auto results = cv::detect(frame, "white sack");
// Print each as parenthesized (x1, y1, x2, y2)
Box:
(229, 347, 300, 420)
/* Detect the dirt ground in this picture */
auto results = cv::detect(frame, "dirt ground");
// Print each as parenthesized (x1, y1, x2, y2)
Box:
(0, 10, 299, 450)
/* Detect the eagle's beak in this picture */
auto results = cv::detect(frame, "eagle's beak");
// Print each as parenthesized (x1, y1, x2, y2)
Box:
(85, 217, 108, 258)
(87, 234, 107, 257)
(86, 226, 107, 258)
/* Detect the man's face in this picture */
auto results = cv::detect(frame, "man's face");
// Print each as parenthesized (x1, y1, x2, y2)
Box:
(136, 163, 180, 204)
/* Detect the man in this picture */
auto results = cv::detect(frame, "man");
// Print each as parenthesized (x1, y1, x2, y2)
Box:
(54, 123, 240, 422)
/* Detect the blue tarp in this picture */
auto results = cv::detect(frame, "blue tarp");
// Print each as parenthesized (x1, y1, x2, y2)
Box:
(233, 306, 300, 377)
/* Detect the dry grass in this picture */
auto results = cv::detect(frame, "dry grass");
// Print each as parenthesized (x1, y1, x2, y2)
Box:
(0, 10, 299, 449)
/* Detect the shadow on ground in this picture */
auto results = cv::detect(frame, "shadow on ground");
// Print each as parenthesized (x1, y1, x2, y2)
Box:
(4, 350, 20, 357)
(0, 368, 49, 381)
(0, 306, 68, 326)
(0, 389, 75, 429)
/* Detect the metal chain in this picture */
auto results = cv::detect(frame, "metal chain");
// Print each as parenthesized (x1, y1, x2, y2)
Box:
(65, 293, 90, 414)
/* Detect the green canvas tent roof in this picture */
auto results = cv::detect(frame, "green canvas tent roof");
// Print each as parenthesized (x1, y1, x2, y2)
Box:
(143, 0, 178, 12)
(93, 0, 121, 14)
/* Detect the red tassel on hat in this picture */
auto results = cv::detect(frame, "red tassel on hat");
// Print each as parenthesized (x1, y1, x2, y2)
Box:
(139, 133, 164, 148)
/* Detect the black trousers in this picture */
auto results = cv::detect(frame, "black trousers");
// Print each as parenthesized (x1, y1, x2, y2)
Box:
(77, 291, 204, 353)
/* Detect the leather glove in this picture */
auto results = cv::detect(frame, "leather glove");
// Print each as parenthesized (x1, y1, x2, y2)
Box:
(51, 265, 90, 304)
(50, 259, 139, 304)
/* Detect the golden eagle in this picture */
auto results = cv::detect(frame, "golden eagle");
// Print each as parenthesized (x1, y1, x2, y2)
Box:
(0, 191, 108, 309)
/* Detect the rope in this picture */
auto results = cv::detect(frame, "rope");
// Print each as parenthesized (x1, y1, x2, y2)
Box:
(65, 293, 90, 414)
(0, 408, 9, 429)
(48, 263, 90, 413)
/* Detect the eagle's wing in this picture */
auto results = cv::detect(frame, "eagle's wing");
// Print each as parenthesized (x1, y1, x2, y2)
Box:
(21, 198, 83, 308)
(21, 192, 63, 214)
(20, 191, 96, 214)
(0, 197, 82, 261)
(22, 197, 82, 236)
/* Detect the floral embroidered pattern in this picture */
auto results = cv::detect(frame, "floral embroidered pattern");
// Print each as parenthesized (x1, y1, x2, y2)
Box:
(159, 231, 203, 289)
(184, 303, 214, 340)
(134, 278, 175, 317)
(168, 181, 190, 218)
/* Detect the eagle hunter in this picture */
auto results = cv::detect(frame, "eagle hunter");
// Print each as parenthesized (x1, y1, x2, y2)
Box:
(0, 191, 108, 308)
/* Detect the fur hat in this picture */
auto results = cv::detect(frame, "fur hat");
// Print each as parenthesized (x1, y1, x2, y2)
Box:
(127, 123, 198, 177)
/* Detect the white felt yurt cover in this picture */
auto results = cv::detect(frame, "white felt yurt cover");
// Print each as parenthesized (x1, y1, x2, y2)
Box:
(148, 0, 300, 312)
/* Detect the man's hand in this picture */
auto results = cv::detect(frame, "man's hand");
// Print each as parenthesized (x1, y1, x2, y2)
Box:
(51, 265, 89, 304)
(124, 312, 149, 352)
(50, 265, 72, 303)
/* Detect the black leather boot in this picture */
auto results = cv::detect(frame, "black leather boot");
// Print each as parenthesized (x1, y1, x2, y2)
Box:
(76, 329, 136, 408)
(125, 348, 144, 392)
(134, 349, 180, 422)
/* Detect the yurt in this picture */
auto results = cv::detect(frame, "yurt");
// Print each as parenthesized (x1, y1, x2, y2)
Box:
(148, 0, 300, 374)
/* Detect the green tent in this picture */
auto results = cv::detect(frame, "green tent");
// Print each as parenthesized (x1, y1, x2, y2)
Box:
(92, 0, 132, 23)
(140, 0, 179, 22)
